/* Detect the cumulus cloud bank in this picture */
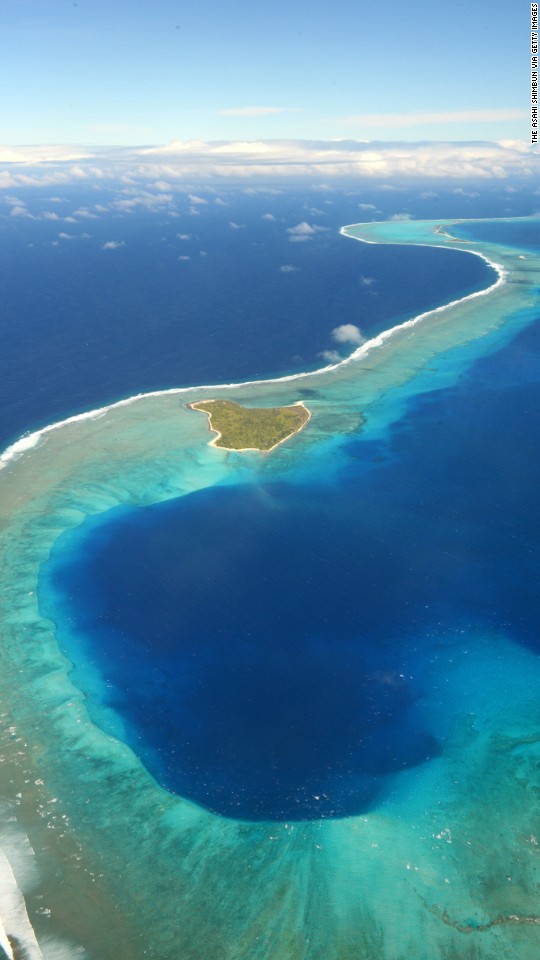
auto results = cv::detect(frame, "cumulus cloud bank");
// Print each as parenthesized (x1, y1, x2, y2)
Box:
(0, 139, 537, 188)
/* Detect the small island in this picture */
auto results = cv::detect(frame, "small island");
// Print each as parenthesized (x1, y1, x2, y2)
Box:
(189, 399, 311, 452)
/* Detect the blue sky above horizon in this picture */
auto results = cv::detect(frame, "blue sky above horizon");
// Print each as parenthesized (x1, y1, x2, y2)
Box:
(2, 0, 529, 145)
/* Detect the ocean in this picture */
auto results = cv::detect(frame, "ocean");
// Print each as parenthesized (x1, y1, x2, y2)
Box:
(1, 187, 540, 959)
(0, 189, 495, 448)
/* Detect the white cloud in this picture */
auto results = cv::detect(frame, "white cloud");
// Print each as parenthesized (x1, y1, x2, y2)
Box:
(0, 146, 92, 163)
(58, 232, 75, 239)
(176, 233, 191, 240)
(331, 324, 365, 346)
(280, 264, 299, 273)
(177, 254, 191, 261)
(102, 240, 125, 250)
(0, 140, 537, 190)
(112, 190, 174, 212)
(10, 205, 36, 218)
(318, 349, 341, 362)
(229, 221, 245, 229)
(43, 211, 60, 220)
(358, 202, 377, 210)
(187, 193, 207, 205)
(360, 275, 376, 286)
(388, 213, 413, 221)
(73, 207, 99, 218)
(452, 188, 480, 198)
(286, 221, 326, 242)
(262, 213, 276, 221)
(243, 187, 284, 195)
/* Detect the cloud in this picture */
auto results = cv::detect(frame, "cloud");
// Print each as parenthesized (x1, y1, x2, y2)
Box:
(112, 190, 174, 212)
(58, 232, 75, 239)
(218, 106, 298, 117)
(43, 211, 60, 220)
(229, 221, 245, 229)
(262, 213, 277, 221)
(318, 349, 341, 363)
(388, 213, 413, 221)
(286, 221, 326, 242)
(177, 254, 191, 261)
(331, 324, 365, 346)
(0, 140, 537, 189)
(187, 193, 207, 205)
(102, 240, 125, 250)
(176, 233, 192, 240)
(280, 264, 299, 273)
(358, 202, 377, 211)
(0, 146, 92, 164)
(339, 109, 528, 129)
(360, 275, 376, 286)
(10, 204, 36, 219)
(73, 207, 99, 218)
(452, 187, 480, 198)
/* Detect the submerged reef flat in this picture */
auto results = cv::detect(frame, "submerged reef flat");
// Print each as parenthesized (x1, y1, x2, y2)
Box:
(189, 398, 311, 451)
(1, 218, 540, 959)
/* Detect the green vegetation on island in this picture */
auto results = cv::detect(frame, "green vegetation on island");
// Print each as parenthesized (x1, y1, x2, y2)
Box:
(189, 399, 311, 451)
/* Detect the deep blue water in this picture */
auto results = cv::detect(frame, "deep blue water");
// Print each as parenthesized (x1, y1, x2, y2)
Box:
(0, 189, 495, 448)
(41, 296, 540, 820)
(11, 194, 533, 820)
(450, 217, 540, 252)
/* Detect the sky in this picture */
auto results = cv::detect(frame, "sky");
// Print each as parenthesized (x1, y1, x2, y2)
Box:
(1, 0, 530, 145)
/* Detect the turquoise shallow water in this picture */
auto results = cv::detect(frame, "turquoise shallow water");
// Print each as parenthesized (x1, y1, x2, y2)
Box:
(0, 217, 540, 958)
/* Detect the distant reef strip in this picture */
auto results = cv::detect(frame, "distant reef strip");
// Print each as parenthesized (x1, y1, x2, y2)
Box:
(189, 399, 311, 452)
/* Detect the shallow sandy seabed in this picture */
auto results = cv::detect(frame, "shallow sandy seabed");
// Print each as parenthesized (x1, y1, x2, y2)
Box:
(1, 219, 540, 959)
